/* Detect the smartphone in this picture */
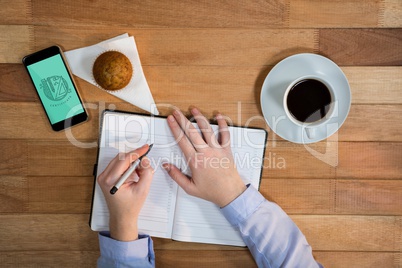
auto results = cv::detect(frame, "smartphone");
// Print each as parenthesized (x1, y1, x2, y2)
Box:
(22, 46, 88, 131)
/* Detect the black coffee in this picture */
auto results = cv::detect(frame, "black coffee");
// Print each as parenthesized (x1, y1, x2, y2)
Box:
(286, 79, 332, 123)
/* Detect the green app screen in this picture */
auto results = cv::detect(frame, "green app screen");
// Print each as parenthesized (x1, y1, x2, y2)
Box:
(27, 54, 84, 124)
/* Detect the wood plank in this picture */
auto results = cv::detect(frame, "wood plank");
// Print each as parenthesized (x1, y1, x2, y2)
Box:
(0, 251, 98, 268)
(340, 105, 402, 142)
(30, 0, 400, 29)
(288, 0, 380, 28)
(0, 140, 27, 175)
(0, 0, 32, 24)
(267, 141, 402, 179)
(33, 26, 317, 66)
(0, 214, 99, 251)
(319, 29, 402, 66)
(3, 65, 402, 105)
(0, 64, 38, 102)
(336, 142, 402, 179)
(27, 177, 93, 213)
(335, 180, 402, 215)
(292, 215, 402, 251)
(31, 0, 286, 28)
(382, 0, 402, 27)
(0, 214, 399, 252)
(154, 250, 256, 267)
(343, 67, 402, 104)
(27, 140, 97, 177)
(262, 179, 336, 214)
(0, 176, 28, 212)
(262, 179, 402, 216)
(314, 251, 402, 267)
(0, 25, 33, 64)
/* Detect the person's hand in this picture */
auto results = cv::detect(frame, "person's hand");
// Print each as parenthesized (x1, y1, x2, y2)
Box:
(163, 108, 246, 207)
(97, 144, 154, 241)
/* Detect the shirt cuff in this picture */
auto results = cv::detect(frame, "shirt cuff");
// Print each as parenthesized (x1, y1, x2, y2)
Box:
(220, 184, 265, 227)
(98, 232, 152, 262)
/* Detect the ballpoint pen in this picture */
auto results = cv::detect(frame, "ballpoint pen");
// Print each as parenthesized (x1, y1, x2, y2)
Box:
(110, 144, 153, 195)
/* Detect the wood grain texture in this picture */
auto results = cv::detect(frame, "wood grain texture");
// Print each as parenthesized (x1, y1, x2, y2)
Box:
(336, 142, 402, 179)
(32, 26, 318, 66)
(0, 25, 33, 63)
(31, 27, 402, 67)
(340, 105, 402, 142)
(0, 140, 27, 175)
(319, 29, 402, 66)
(0, 214, 399, 252)
(263, 179, 402, 215)
(267, 141, 402, 179)
(288, 0, 380, 28)
(0, 214, 99, 251)
(0, 64, 38, 102)
(0, 251, 98, 268)
(0, 176, 28, 213)
(31, 0, 286, 28)
(0, 0, 32, 25)
(314, 251, 402, 267)
(154, 250, 256, 268)
(27, 140, 97, 177)
(382, 0, 402, 27)
(343, 67, 402, 104)
(292, 215, 402, 251)
(30, 0, 400, 29)
(28, 176, 93, 213)
(335, 180, 402, 215)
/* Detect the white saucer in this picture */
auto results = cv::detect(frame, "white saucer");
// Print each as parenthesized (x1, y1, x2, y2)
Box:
(260, 53, 351, 144)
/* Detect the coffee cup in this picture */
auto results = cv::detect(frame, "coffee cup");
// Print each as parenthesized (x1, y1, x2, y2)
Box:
(283, 75, 336, 139)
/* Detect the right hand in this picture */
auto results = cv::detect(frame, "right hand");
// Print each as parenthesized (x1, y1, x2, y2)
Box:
(97, 145, 154, 241)
(162, 108, 246, 207)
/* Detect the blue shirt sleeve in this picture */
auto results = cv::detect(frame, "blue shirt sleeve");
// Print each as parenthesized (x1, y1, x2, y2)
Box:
(97, 232, 155, 268)
(221, 185, 323, 268)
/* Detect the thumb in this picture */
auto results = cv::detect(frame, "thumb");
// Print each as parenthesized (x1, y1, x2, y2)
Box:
(162, 163, 194, 194)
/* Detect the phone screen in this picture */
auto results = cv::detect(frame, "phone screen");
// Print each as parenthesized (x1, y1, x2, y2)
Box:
(26, 54, 85, 125)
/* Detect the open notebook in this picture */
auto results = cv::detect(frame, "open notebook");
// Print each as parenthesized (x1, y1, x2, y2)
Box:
(90, 110, 267, 246)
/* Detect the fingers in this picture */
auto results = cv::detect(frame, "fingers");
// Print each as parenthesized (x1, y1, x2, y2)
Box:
(125, 144, 150, 164)
(98, 144, 150, 187)
(216, 113, 230, 148)
(191, 108, 218, 147)
(162, 163, 195, 196)
(171, 109, 207, 150)
(167, 114, 196, 158)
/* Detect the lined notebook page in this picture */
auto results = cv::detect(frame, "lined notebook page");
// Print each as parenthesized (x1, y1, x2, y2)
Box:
(171, 126, 266, 246)
(91, 112, 180, 238)
(91, 111, 267, 246)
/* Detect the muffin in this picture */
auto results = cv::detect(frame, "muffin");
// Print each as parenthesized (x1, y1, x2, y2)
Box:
(92, 51, 133, 91)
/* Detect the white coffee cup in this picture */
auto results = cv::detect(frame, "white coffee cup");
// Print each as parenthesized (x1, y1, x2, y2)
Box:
(283, 75, 336, 139)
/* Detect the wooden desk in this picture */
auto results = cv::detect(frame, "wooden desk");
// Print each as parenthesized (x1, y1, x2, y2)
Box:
(1, 1, 401, 267)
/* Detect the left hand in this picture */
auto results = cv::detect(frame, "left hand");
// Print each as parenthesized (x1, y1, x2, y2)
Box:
(163, 108, 246, 207)
(97, 144, 154, 241)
